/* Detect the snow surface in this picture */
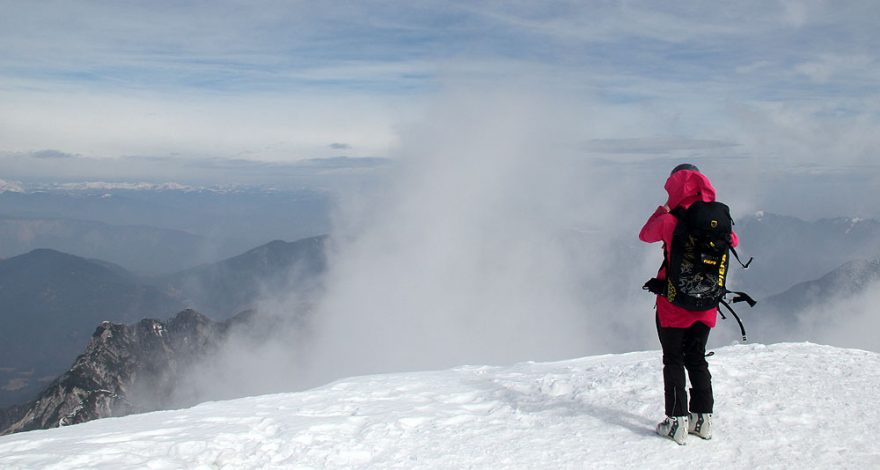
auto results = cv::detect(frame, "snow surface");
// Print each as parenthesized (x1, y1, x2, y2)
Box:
(0, 343, 877, 469)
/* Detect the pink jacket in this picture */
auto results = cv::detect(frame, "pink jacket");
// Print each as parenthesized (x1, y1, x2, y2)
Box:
(639, 170, 739, 328)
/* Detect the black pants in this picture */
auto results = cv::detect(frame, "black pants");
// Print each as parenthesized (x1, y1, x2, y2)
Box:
(656, 315, 713, 417)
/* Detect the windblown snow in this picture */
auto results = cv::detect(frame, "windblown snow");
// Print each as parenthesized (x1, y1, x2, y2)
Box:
(0, 343, 877, 469)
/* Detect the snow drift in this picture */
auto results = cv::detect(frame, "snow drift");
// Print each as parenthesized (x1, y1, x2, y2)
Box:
(0, 342, 877, 469)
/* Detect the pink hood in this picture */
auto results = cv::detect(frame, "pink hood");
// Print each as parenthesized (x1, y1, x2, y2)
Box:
(664, 169, 717, 210)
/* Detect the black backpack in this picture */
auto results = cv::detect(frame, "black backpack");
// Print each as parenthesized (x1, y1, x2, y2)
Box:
(667, 201, 734, 310)
(644, 200, 757, 339)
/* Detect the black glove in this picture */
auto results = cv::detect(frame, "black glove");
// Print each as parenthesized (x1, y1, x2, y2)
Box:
(643, 278, 667, 296)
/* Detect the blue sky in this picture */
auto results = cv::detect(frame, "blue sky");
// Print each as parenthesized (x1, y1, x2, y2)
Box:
(0, 1, 878, 192)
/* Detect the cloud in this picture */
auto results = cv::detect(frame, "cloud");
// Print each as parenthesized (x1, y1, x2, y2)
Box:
(0, 150, 392, 188)
(585, 138, 739, 155)
(299, 157, 389, 169)
(0, 89, 402, 164)
(735, 61, 773, 75)
(3, 1, 877, 100)
(0, 1, 877, 221)
(810, 281, 880, 352)
(30, 149, 78, 159)
(270, 84, 665, 387)
(765, 278, 880, 353)
(793, 54, 878, 84)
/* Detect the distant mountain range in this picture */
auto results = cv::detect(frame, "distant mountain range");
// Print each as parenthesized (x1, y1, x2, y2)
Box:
(763, 258, 880, 314)
(0, 187, 332, 272)
(0, 216, 233, 274)
(0, 236, 327, 407)
(51, 181, 197, 191)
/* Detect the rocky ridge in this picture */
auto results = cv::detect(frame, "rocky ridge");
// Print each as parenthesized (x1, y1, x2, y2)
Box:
(2, 309, 233, 435)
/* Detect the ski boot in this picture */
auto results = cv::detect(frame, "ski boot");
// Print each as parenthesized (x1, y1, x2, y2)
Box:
(688, 412, 712, 440)
(656, 415, 688, 445)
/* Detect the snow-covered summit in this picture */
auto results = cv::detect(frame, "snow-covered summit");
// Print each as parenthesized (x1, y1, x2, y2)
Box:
(56, 181, 195, 191)
(0, 342, 877, 469)
(0, 178, 24, 193)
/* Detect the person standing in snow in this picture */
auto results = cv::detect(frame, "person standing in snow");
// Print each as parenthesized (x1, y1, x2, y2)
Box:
(639, 163, 738, 445)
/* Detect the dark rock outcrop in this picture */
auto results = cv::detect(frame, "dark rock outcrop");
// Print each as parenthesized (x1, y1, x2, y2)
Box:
(0, 236, 327, 408)
(1, 309, 230, 435)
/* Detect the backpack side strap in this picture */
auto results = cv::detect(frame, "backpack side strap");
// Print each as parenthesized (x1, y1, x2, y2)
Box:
(730, 246, 753, 269)
(727, 290, 757, 307)
(719, 299, 748, 342)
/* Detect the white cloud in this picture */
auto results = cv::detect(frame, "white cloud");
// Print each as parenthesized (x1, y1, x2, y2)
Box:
(789, 280, 880, 352)
(735, 61, 774, 75)
(794, 54, 878, 84)
(279, 84, 664, 384)
(0, 0, 878, 195)
(0, 89, 402, 163)
(29, 149, 79, 160)
(779, 0, 812, 27)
